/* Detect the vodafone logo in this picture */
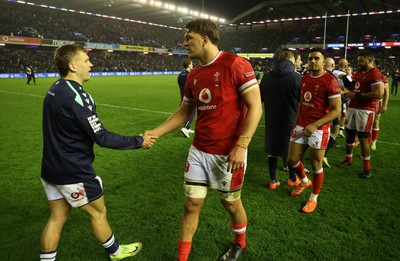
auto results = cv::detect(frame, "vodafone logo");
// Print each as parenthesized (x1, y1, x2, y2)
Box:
(304, 91, 312, 102)
(2, 36, 9, 42)
(355, 82, 360, 89)
(199, 88, 212, 103)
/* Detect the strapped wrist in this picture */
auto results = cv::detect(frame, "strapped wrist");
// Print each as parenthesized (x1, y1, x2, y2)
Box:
(237, 135, 251, 149)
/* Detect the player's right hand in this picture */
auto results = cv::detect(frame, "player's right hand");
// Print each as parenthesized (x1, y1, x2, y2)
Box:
(141, 132, 158, 149)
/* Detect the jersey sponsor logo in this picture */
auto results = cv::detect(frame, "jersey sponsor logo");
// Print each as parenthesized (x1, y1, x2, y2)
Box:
(198, 104, 217, 111)
(198, 88, 217, 110)
(87, 115, 102, 133)
(355, 81, 360, 89)
(304, 91, 312, 102)
(199, 88, 212, 103)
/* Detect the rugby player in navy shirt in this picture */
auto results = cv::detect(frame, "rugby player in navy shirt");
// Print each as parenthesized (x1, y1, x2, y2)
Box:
(40, 44, 157, 261)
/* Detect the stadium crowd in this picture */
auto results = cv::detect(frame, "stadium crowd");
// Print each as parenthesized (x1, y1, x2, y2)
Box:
(0, 0, 399, 74)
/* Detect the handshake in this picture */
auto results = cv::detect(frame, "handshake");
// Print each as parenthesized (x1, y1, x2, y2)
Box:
(140, 130, 159, 149)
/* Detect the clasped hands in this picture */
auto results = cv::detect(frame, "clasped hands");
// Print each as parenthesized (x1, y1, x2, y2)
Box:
(140, 131, 158, 149)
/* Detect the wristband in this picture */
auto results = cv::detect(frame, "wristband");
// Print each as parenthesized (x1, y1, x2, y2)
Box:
(237, 135, 251, 149)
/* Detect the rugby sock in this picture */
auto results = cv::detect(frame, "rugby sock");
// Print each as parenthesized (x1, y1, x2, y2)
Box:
(345, 154, 353, 163)
(309, 193, 319, 202)
(268, 155, 278, 182)
(362, 156, 371, 172)
(292, 161, 307, 180)
(311, 169, 324, 195)
(40, 250, 57, 261)
(177, 240, 192, 261)
(371, 128, 379, 142)
(289, 167, 297, 182)
(101, 234, 120, 255)
(231, 221, 247, 248)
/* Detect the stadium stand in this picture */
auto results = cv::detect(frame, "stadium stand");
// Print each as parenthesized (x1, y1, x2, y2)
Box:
(0, 0, 399, 73)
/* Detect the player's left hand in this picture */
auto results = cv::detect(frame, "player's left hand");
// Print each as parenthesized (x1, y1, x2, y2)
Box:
(302, 123, 317, 137)
(226, 146, 246, 173)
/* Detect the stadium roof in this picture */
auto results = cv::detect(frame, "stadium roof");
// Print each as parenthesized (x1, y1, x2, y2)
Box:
(19, 0, 400, 29)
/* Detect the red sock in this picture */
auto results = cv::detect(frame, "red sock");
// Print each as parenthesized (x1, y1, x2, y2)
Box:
(363, 157, 371, 172)
(231, 222, 247, 248)
(371, 129, 379, 142)
(292, 161, 306, 179)
(177, 241, 192, 261)
(345, 154, 353, 163)
(312, 170, 324, 195)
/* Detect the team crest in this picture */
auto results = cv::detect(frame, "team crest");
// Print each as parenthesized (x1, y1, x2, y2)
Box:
(214, 72, 220, 84)
(304, 91, 312, 102)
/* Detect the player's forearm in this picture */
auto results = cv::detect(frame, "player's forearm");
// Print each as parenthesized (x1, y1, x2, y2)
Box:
(152, 114, 186, 136)
(383, 87, 389, 107)
(240, 102, 263, 140)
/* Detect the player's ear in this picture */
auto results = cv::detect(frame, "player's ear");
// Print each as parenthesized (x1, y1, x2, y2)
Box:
(203, 35, 209, 46)
(68, 62, 77, 73)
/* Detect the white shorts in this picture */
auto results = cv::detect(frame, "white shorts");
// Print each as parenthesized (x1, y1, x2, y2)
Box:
(41, 176, 103, 208)
(290, 125, 330, 149)
(345, 108, 375, 132)
(184, 145, 247, 192)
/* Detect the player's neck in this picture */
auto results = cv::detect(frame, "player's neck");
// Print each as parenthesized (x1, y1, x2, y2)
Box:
(310, 69, 325, 77)
(200, 47, 220, 65)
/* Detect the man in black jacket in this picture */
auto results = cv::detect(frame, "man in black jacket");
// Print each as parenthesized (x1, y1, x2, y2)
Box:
(260, 50, 302, 190)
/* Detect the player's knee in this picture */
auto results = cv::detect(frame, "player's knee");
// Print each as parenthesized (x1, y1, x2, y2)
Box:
(183, 196, 204, 213)
(287, 156, 298, 167)
(357, 131, 370, 139)
(345, 128, 357, 144)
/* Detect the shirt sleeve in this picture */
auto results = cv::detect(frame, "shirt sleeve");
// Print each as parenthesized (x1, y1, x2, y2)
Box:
(233, 57, 258, 94)
(73, 102, 143, 150)
(328, 77, 342, 99)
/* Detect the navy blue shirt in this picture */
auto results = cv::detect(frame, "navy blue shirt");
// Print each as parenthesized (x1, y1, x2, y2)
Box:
(178, 69, 190, 101)
(41, 79, 143, 184)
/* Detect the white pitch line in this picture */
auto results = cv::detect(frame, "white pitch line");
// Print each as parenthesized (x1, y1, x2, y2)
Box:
(99, 103, 172, 115)
(0, 90, 172, 115)
(2, 90, 400, 146)
(0, 90, 44, 98)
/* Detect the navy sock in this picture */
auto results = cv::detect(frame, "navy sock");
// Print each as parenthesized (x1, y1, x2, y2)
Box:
(268, 156, 278, 182)
(101, 234, 120, 255)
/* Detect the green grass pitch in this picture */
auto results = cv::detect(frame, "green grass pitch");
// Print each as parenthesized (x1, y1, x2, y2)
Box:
(0, 75, 399, 260)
